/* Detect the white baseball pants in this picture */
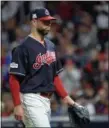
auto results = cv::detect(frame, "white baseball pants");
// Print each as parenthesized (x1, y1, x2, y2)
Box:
(20, 93, 51, 127)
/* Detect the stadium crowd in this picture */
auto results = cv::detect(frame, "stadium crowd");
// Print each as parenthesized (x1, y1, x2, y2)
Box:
(1, 1, 109, 118)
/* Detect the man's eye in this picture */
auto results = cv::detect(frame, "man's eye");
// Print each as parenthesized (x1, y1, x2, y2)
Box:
(43, 21, 51, 25)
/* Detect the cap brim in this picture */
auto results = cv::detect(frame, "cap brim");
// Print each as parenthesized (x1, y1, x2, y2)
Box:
(39, 16, 56, 21)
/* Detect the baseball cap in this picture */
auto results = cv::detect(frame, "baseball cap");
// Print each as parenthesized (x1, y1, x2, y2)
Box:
(30, 8, 56, 21)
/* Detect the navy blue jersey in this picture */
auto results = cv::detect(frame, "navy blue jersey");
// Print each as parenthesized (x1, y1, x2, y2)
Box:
(9, 36, 63, 93)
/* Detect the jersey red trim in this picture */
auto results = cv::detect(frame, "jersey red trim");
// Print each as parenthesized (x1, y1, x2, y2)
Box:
(54, 76, 68, 99)
(9, 75, 21, 106)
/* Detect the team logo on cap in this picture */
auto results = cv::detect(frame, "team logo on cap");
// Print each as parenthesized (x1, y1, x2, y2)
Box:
(32, 14, 37, 19)
(45, 9, 49, 15)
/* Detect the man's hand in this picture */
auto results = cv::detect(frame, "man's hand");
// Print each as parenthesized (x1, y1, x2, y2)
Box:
(68, 103, 90, 127)
(14, 105, 24, 121)
(62, 96, 75, 106)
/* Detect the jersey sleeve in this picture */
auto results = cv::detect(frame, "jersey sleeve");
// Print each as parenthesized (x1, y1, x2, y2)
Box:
(55, 49, 63, 76)
(9, 46, 28, 76)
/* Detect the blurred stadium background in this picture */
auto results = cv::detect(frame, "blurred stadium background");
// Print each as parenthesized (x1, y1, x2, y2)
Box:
(1, 1, 109, 128)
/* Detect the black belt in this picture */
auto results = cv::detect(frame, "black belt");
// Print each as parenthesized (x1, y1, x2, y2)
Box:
(40, 92, 53, 99)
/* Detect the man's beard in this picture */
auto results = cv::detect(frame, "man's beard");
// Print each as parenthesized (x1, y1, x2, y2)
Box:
(37, 28, 49, 36)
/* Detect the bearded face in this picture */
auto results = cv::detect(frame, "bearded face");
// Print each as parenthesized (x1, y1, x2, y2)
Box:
(36, 20, 51, 36)
(37, 27, 50, 36)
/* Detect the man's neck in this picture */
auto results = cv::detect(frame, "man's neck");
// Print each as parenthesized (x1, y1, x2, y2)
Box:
(30, 31, 44, 43)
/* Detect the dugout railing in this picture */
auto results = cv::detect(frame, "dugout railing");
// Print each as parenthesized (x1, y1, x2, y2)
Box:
(1, 115, 109, 128)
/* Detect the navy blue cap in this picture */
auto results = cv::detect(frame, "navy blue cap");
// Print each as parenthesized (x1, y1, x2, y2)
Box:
(30, 8, 56, 21)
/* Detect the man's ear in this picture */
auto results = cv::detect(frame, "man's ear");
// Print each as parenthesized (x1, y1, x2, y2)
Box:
(32, 19, 37, 27)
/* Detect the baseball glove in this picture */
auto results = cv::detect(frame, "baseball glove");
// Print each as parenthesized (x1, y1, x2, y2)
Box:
(68, 103, 90, 128)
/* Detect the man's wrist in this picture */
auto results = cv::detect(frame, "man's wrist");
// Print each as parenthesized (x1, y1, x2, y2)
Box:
(63, 95, 75, 106)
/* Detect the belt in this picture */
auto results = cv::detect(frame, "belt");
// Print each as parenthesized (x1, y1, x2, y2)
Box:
(40, 92, 53, 99)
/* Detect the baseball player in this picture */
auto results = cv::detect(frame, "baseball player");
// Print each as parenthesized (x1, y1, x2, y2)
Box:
(9, 8, 75, 127)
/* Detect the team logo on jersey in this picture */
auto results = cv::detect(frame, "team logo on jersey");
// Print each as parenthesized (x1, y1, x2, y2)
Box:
(33, 51, 56, 69)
